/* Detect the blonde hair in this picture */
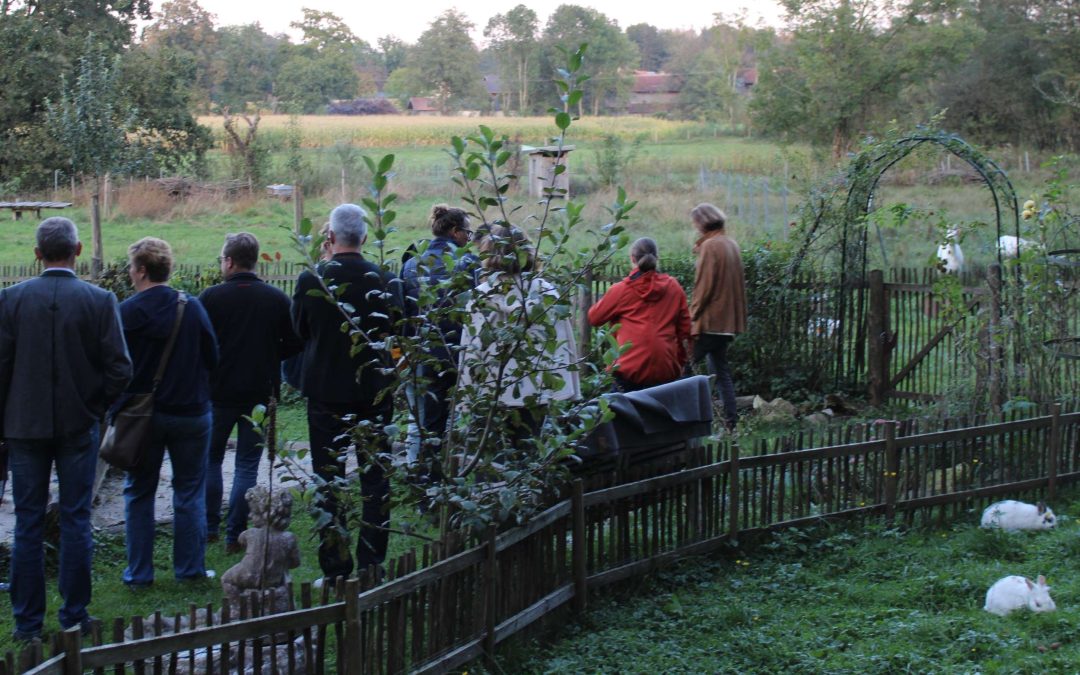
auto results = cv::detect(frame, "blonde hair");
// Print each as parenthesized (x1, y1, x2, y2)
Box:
(480, 225, 539, 274)
(691, 203, 727, 233)
(128, 237, 173, 282)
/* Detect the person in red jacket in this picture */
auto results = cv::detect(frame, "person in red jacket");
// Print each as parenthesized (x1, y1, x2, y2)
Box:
(588, 238, 691, 391)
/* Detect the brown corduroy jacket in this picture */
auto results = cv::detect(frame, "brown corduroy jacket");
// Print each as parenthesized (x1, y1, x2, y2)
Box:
(689, 230, 747, 336)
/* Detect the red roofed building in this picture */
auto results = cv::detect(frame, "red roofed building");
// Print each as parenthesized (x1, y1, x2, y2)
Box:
(627, 71, 683, 115)
(407, 97, 437, 115)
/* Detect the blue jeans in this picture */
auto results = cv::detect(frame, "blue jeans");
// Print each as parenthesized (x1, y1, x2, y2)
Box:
(206, 405, 263, 544)
(123, 410, 211, 585)
(8, 427, 99, 635)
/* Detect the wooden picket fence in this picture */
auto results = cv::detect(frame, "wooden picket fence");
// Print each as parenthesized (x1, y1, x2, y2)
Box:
(6, 404, 1079, 674)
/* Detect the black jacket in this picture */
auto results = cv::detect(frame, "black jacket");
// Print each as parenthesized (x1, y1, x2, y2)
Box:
(120, 285, 219, 416)
(0, 269, 132, 439)
(292, 253, 403, 406)
(200, 272, 302, 408)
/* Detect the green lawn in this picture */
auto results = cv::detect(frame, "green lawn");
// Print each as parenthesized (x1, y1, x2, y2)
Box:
(499, 490, 1080, 673)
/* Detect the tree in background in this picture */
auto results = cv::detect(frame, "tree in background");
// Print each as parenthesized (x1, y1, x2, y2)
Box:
(383, 66, 428, 108)
(46, 42, 144, 276)
(139, 0, 218, 109)
(484, 4, 539, 114)
(412, 9, 486, 114)
(541, 5, 637, 115)
(751, 0, 948, 158)
(626, 22, 670, 72)
(378, 35, 409, 73)
(210, 23, 285, 109)
(275, 8, 362, 112)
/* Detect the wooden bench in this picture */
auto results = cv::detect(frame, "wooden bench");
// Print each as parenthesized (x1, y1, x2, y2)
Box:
(0, 201, 73, 220)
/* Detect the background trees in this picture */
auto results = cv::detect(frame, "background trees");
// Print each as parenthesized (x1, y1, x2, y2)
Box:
(412, 9, 487, 114)
(484, 5, 539, 114)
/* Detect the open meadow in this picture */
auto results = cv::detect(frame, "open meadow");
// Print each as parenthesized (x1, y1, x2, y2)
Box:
(1, 116, 1055, 272)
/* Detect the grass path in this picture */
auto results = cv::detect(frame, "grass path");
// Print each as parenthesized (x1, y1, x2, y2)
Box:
(502, 489, 1080, 673)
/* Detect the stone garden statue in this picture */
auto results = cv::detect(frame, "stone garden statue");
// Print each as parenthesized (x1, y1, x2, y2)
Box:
(221, 486, 301, 614)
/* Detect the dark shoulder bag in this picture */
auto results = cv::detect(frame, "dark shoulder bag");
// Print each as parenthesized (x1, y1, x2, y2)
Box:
(100, 293, 187, 470)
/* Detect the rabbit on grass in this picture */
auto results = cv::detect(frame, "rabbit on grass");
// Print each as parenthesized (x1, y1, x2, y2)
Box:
(980, 500, 1056, 531)
(984, 575, 1056, 616)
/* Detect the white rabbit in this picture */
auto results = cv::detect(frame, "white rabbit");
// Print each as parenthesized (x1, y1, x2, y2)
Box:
(936, 226, 965, 273)
(984, 575, 1056, 616)
(998, 235, 1044, 259)
(980, 500, 1056, 530)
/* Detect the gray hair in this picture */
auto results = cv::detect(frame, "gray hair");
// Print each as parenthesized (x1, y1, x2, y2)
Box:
(329, 203, 369, 248)
(36, 217, 80, 261)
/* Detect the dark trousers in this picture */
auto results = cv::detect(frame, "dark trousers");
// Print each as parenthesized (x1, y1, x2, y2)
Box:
(307, 399, 391, 579)
(694, 334, 738, 430)
(206, 404, 264, 544)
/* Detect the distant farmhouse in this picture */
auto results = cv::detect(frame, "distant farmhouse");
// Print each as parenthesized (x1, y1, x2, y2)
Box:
(408, 97, 437, 115)
(627, 71, 683, 115)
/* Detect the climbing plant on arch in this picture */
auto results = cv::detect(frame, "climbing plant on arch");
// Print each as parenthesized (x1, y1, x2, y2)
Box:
(788, 128, 1023, 394)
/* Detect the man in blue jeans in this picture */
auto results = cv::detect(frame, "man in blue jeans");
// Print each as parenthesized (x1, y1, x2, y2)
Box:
(200, 233, 301, 553)
(0, 218, 132, 641)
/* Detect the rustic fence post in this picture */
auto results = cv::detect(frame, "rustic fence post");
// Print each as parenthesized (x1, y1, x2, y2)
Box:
(90, 193, 103, 280)
(1049, 404, 1062, 501)
(884, 422, 899, 525)
(484, 524, 498, 666)
(577, 268, 594, 356)
(293, 183, 304, 234)
(868, 269, 887, 406)
(342, 578, 362, 674)
(728, 441, 740, 541)
(572, 479, 587, 614)
(60, 626, 81, 675)
(987, 263, 1004, 411)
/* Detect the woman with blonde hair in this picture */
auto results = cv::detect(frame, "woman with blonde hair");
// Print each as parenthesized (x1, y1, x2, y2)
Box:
(689, 203, 746, 431)
(117, 237, 219, 587)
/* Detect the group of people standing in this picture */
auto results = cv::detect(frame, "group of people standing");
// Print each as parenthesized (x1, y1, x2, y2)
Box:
(0, 199, 746, 641)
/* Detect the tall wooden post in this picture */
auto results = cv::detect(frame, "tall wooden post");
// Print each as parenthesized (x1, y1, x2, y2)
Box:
(91, 191, 103, 280)
(577, 268, 594, 356)
(342, 578, 362, 674)
(61, 625, 82, 675)
(293, 183, 304, 234)
(1048, 404, 1062, 501)
(728, 441, 740, 541)
(987, 264, 1004, 411)
(483, 524, 498, 665)
(571, 479, 587, 614)
(868, 269, 888, 406)
(884, 422, 899, 525)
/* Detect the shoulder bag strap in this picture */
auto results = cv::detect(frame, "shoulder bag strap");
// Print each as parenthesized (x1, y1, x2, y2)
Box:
(151, 291, 188, 392)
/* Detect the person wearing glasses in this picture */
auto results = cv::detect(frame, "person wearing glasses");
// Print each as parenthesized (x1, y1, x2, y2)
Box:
(399, 205, 479, 478)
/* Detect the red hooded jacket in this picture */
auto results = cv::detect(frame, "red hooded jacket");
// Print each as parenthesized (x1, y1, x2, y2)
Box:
(588, 268, 691, 386)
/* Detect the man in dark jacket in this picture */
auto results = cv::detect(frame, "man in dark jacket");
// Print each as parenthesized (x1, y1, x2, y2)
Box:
(200, 232, 302, 553)
(0, 217, 131, 640)
(292, 203, 402, 581)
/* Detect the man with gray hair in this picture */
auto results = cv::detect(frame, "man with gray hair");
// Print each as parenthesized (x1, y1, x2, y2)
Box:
(292, 204, 402, 582)
(0, 217, 131, 640)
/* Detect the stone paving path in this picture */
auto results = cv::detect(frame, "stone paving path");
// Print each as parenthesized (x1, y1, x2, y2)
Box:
(0, 442, 313, 542)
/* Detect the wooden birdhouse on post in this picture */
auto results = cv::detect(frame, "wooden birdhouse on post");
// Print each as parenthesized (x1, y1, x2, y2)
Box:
(525, 145, 575, 199)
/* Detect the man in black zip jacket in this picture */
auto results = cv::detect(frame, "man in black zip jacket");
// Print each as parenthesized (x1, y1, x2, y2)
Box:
(292, 204, 403, 581)
(200, 233, 302, 553)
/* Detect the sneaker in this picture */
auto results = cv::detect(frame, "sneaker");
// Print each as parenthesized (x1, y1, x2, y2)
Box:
(12, 629, 41, 643)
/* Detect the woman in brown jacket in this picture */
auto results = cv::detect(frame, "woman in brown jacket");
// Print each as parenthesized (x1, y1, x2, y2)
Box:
(689, 203, 747, 430)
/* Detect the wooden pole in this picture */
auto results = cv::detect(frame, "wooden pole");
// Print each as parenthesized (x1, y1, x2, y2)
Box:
(91, 191, 103, 280)
(1048, 404, 1061, 502)
(988, 263, 1004, 411)
(728, 441, 740, 541)
(483, 524, 498, 665)
(342, 578, 362, 674)
(884, 422, 899, 525)
(577, 268, 594, 356)
(293, 183, 304, 234)
(61, 626, 81, 675)
(868, 269, 887, 406)
(571, 479, 587, 614)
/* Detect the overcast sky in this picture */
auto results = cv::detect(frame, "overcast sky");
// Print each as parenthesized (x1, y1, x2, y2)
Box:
(177, 0, 787, 45)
